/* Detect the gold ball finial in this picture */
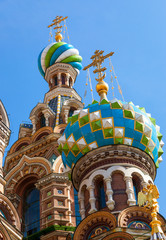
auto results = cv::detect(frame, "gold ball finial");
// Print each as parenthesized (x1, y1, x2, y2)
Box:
(96, 81, 109, 94)
(96, 81, 109, 101)
(55, 33, 62, 42)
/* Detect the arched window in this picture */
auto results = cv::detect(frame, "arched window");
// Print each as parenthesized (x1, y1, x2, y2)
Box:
(23, 187, 40, 237)
(54, 76, 57, 86)
(40, 114, 45, 128)
(61, 74, 66, 85)
(97, 180, 106, 209)
(132, 175, 142, 203)
(69, 107, 76, 117)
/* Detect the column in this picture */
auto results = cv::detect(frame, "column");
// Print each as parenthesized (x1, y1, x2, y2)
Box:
(87, 185, 97, 214)
(30, 116, 37, 134)
(65, 74, 70, 86)
(55, 95, 61, 126)
(124, 176, 136, 206)
(67, 184, 72, 225)
(104, 177, 115, 210)
(43, 113, 49, 127)
(49, 77, 53, 89)
(57, 73, 61, 86)
(0, 145, 4, 171)
(78, 197, 85, 219)
(63, 109, 69, 124)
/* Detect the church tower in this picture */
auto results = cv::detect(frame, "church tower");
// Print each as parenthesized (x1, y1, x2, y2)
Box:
(58, 50, 165, 240)
(3, 17, 83, 239)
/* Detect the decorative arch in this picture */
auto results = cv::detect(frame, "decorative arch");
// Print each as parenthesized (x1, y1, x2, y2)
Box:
(0, 194, 21, 230)
(118, 206, 165, 231)
(78, 179, 90, 198)
(125, 167, 153, 183)
(8, 137, 31, 155)
(29, 103, 48, 118)
(73, 211, 116, 240)
(88, 169, 108, 188)
(83, 166, 153, 190)
(52, 155, 63, 172)
(5, 155, 52, 190)
(102, 231, 135, 240)
(31, 126, 53, 143)
(63, 98, 83, 109)
(0, 224, 10, 240)
(54, 123, 66, 134)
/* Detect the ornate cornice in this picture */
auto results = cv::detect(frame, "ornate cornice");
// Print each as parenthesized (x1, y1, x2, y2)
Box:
(44, 87, 81, 104)
(72, 145, 156, 190)
(35, 172, 70, 189)
(45, 63, 77, 83)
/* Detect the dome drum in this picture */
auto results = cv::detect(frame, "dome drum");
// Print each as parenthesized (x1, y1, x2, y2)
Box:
(71, 145, 155, 191)
(45, 62, 78, 88)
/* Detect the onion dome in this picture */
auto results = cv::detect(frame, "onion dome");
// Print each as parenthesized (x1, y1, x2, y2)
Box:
(58, 99, 164, 169)
(38, 42, 83, 77)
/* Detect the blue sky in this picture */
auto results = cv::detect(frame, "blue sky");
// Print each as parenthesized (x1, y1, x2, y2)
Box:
(0, 0, 166, 216)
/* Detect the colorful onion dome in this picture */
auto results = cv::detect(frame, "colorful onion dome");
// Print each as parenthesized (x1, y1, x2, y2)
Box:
(38, 41, 83, 77)
(58, 99, 164, 169)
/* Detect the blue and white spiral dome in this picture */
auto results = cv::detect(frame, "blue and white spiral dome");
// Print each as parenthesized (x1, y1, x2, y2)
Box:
(38, 41, 82, 77)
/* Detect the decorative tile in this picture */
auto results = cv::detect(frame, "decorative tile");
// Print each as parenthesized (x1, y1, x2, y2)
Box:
(135, 112, 145, 123)
(71, 144, 80, 156)
(71, 114, 78, 124)
(90, 111, 100, 121)
(141, 135, 149, 146)
(102, 118, 113, 128)
(77, 137, 86, 149)
(124, 138, 133, 145)
(79, 108, 89, 118)
(144, 125, 152, 137)
(115, 138, 123, 144)
(103, 128, 113, 138)
(88, 142, 98, 150)
(114, 128, 124, 138)
(79, 115, 89, 126)
(124, 110, 134, 119)
(135, 121, 144, 132)
(62, 143, 69, 155)
(67, 134, 75, 148)
(82, 146, 90, 154)
(58, 134, 66, 147)
(91, 120, 102, 131)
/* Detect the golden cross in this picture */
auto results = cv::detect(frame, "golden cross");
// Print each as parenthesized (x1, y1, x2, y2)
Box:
(83, 50, 114, 82)
(48, 16, 68, 42)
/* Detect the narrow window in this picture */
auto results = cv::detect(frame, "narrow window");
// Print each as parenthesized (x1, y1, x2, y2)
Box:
(98, 180, 106, 209)
(23, 188, 40, 237)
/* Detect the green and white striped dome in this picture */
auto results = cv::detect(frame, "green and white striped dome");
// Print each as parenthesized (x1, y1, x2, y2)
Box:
(38, 42, 82, 77)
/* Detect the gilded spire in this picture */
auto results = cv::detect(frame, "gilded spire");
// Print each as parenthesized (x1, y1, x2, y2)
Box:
(138, 184, 166, 240)
(83, 50, 114, 101)
(48, 16, 68, 42)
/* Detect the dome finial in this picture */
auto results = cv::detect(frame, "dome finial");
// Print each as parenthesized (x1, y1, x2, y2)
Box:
(83, 50, 114, 101)
(48, 16, 68, 42)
